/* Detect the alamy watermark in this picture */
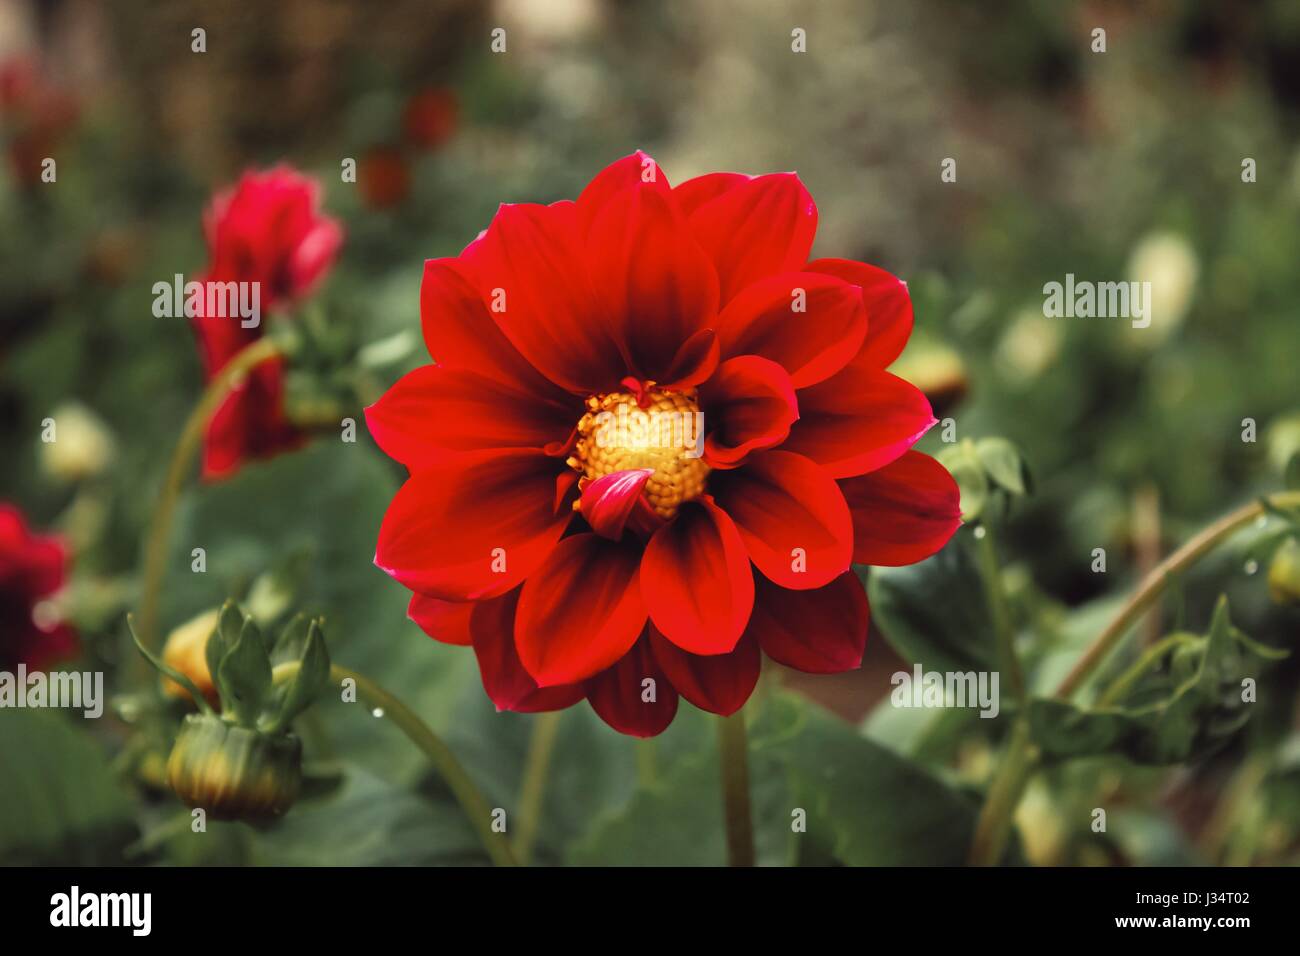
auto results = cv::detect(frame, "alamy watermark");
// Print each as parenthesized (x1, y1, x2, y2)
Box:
(593, 404, 704, 458)
(152, 274, 261, 328)
(890, 665, 1000, 719)
(1042, 274, 1151, 329)
(0, 665, 104, 718)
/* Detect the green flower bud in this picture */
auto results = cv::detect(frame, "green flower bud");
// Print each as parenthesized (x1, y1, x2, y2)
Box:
(1268, 537, 1300, 607)
(167, 714, 302, 821)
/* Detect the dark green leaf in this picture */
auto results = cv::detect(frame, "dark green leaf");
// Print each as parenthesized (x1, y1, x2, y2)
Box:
(0, 710, 136, 864)
(866, 527, 995, 674)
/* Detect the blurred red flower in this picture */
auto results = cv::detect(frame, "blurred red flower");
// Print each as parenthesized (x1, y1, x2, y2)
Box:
(0, 56, 78, 187)
(402, 88, 458, 151)
(367, 151, 961, 736)
(358, 146, 411, 209)
(191, 166, 343, 480)
(0, 504, 77, 671)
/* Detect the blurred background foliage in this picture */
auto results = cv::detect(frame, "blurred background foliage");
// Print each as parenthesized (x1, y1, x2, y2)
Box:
(1, 0, 1298, 866)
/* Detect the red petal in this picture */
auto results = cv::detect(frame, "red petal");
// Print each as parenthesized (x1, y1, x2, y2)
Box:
(586, 182, 719, 381)
(714, 272, 866, 388)
(515, 533, 646, 686)
(749, 571, 869, 674)
(659, 327, 720, 389)
(783, 365, 936, 479)
(576, 150, 671, 232)
(420, 259, 562, 399)
(840, 451, 962, 566)
(471, 590, 585, 712)
(672, 172, 751, 216)
(459, 201, 624, 394)
(580, 468, 654, 540)
(700, 355, 799, 469)
(806, 258, 913, 368)
(375, 449, 570, 601)
(687, 173, 818, 304)
(585, 635, 679, 737)
(200, 355, 304, 480)
(649, 626, 760, 716)
(365, 365, 576, 468)
(710, 450, 852, 589)
(641, 498, 754, 654)
(407, 593, 474, 646)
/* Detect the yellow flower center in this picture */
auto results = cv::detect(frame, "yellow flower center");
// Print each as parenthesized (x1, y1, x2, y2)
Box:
(569, 386, 710, 519)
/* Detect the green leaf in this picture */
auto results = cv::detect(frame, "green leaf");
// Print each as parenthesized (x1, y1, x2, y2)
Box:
(976, 436, 1033, 496)
(757, 694, 984, 865)
(568, 725, 795, 866)
(571, 694, 985, 866)
(245, 768, 486, 866)
(1027, 597, 1263, 764)
(0, 710, 136, 864)
(218, 618, 273, 728)
(866, 527, 995, 674)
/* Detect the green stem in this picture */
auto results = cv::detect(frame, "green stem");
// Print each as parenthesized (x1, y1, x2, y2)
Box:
(514, 710, 562, 865)
(272, 661, 518, 867)
(717, 711, 755, 867)
(967, 718, 1036, 866)
(1055, 491, 1300, 699)
(968, 490, 1300, 866)
(137, 337, 283, 652)
(975, 524, 1024, 701)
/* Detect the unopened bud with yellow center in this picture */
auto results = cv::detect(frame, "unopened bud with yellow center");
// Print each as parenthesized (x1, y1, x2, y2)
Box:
(130, 601, 332, 824)
(167, 713, 302, 820)
(569, 386, 709, 519)
(1268, 537, 1300, 607)
(161, 609, 220, 708)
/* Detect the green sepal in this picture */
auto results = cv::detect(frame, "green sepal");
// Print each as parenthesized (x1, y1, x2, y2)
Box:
(218, 617, 272, 729)
(266, 618, 332, 734)
(125, 615, 214, 717)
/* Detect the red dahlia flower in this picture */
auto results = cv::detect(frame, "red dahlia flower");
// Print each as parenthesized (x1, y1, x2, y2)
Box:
(0, 504, 77, 671)
(367, 151, 961, 736)
(191, 166, 343, 479)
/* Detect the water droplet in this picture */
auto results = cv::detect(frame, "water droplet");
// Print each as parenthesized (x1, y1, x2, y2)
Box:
(371, 707, 385, 718)
(973, 526, 987, 539)
(1255, 515, 1269, 529)
(1244, 559, 1259, 575)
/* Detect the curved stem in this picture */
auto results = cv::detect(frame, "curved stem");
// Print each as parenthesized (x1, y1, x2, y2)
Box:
(137, 337, 283, 651)
(717, 711, 755, 867)
(1055, 491, 1300, 699)
(273, 661, 518, 867)
(514, 710, 562, 865)
(968, 490, 1300, 866)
